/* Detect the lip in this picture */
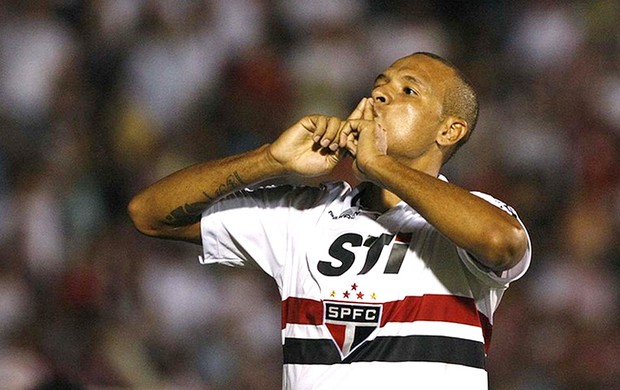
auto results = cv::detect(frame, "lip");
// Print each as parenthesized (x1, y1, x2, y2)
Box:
(371, 104, 379, 118)
(373, 117, 387, 132)
(373, 110, 381, 122)
(370, 101, 378, 118)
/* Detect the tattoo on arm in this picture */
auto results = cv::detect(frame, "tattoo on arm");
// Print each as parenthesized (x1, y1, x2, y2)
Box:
(164, 172, 245, 227)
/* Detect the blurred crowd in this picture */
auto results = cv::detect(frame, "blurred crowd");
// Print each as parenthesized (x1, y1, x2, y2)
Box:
(0, 0, 618, 389)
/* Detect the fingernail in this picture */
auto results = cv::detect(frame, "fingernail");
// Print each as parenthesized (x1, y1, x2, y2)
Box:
(321, 139, 331, 147)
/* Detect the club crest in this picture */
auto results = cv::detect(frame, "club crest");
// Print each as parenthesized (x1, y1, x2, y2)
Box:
(323, 301, 382, 358)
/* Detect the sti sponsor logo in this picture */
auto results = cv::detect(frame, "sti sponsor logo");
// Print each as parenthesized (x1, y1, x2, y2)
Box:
(324, 302, 382, 358)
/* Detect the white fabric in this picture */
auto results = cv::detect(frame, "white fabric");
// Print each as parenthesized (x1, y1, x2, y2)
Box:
(200, 181, 531, 390)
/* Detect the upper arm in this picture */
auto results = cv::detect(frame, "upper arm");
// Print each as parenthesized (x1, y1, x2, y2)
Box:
(468, 191, 531, 273)
(136, 222, 202, 245)
(161, 222, 203, 245)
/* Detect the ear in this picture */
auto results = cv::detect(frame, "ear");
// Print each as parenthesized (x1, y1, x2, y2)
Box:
(436, 118, 468, 147)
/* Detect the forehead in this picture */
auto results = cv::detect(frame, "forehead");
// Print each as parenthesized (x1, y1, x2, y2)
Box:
(384, 54, 455, 90)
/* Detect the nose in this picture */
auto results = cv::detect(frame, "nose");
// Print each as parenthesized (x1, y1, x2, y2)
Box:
(371, 87, 390, 105)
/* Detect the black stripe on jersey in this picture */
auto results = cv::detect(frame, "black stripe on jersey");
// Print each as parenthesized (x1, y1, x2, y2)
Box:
(283, 335, 486, 369)
(283, 338, 342, 365)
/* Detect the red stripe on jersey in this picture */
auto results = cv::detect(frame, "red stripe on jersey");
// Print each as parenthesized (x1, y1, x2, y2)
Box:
(281, 297, 323, 328)
(380, 295, 479, 326)
(282, 294, 493, 351)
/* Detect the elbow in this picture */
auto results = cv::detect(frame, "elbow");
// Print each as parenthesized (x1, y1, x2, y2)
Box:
(128, 195, 202, 244)
(481, 224, 529, 272)
(127, 194, 163, 237)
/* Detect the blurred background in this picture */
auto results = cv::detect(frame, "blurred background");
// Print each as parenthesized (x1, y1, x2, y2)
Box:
(0, 0, 618, 389)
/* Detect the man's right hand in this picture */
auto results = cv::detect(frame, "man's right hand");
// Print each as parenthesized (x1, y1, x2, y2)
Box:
(129, 100, 371, 243)
(265, 98, 375, 178)
(266, 115, 348, 177)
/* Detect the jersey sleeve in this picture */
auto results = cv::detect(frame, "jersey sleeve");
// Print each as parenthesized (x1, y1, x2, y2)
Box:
(199, 185, 324, 280)
(456, 191, 532, 289)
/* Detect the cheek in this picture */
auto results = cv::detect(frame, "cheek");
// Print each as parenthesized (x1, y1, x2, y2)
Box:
(386, 118, 438, 155)
(381, 105, 418, 132)
(389, 107, 433, 141)
(378, 102, 440, 149)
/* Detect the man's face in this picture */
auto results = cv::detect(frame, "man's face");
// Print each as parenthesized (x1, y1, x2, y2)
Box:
(371, 54, 454, 164)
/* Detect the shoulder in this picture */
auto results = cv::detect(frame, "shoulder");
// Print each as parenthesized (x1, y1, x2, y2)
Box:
(469, 191, 519, 218)
(213, 181, 353, 210)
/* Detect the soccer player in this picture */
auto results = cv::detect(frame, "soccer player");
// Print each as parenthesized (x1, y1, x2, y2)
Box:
(128, 52, 531, 389)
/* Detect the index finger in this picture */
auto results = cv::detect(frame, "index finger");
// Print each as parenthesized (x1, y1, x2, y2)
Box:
(347, 98, 369, 120)
(362, 98, 374, 120)
(338, 119, 371, 148)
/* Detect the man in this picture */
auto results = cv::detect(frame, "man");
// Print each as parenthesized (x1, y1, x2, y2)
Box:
(128, 52, 531, 389)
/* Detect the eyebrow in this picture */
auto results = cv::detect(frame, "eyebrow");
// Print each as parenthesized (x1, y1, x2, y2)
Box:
(403, 75, 423, 85)
(374, 73, 388, 85)
(373, 73, 425, 88)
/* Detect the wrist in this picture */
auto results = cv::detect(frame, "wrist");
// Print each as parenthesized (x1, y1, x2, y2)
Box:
(357, 154, 391, 180)
(261, 144, 289, 177)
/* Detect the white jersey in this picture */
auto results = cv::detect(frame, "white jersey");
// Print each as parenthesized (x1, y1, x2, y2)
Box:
(200, 180, 531, 390)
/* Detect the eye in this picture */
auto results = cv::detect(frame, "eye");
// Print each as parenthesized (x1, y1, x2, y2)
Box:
(404, 87, 417, 95)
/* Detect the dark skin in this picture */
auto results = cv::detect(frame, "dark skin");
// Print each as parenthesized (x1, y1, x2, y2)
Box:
(128, 53, 528, 272)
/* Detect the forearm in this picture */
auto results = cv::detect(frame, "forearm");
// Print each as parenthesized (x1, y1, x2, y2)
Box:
(128, 144, 284, 242)
(366, 156, 528, 271)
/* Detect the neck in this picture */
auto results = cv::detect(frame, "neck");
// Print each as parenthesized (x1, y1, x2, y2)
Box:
(358, 182, 401, 213)
(357, 158, 442, 213)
